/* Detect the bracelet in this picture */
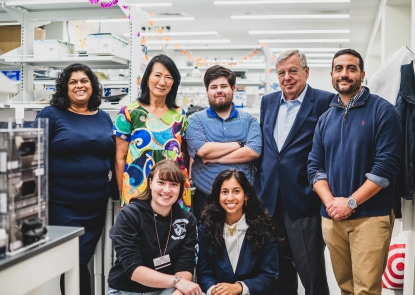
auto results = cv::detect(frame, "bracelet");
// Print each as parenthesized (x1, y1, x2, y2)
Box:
(172, 276, 181, 288)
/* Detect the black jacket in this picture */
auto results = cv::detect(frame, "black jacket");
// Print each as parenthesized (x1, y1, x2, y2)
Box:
(395, 61, 415, 218)
(108, 199, 197, 292)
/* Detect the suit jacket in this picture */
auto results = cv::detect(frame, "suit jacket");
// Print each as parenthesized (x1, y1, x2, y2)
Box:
(255, 86, 334, 219)
(197, 225, 278, 295)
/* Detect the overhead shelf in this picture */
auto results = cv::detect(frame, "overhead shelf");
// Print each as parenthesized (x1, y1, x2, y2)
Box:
(1, 56, 129, 69)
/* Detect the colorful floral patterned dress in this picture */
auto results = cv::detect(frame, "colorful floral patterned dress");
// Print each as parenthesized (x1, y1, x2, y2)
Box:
(113, 101, 191, 210)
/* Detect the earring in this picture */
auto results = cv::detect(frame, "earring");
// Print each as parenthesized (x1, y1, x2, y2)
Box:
(244, 198, 248, 206)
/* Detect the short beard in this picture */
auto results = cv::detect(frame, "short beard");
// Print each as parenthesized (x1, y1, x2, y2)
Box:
(333, 78, 362, 95)
(209, 99, 232, 112)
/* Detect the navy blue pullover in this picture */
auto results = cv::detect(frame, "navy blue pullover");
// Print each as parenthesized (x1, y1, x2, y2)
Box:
(308, 87, 402, 219)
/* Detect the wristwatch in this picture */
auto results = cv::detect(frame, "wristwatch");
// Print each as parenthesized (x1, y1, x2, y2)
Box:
(172, 276, 181, 288)
(347, 196, 358, 209)
(236, 141, 245, 148)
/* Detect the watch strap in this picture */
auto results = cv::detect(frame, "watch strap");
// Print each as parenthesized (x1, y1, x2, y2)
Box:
(172, 276, 181, 288)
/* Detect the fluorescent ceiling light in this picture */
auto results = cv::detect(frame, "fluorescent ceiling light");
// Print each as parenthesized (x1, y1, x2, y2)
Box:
(125, 31, 218, 37)
(5, 0, 171, 6)
(145, 39, 230, 44)
(270, 47, 340, 52)
(306, 59, 332, 63)
(232, 14, 349, 19)
(137, 3, 172, 7)
(0, 22, 20, 26)
(216, 0, 348, 4)
(260, 39, 349, 43)
(150, 17, 195, 21)
(308, 64, 332, 67)
(250, 29, 349, 34)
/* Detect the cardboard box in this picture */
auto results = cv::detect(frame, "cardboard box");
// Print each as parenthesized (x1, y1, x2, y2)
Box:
(86, 33, 128, 55)
(0, 26, 45, 54)
(34, 39, 75, 57)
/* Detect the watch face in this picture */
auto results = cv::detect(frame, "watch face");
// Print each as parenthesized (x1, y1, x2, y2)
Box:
(348, 198, 357, 209)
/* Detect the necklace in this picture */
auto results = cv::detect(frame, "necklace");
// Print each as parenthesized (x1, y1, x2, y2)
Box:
(153, 210, 173, 261)
(227, 224, 237, 236)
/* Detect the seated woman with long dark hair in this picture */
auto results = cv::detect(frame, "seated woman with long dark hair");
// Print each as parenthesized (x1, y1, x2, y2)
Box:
(197, 169, 279, 295)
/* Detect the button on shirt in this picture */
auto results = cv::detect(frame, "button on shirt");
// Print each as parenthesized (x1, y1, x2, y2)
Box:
(274, 84, 308, 151)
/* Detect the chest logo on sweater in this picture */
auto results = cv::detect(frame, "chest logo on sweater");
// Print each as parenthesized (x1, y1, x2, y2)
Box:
(171, 219, 189, 240)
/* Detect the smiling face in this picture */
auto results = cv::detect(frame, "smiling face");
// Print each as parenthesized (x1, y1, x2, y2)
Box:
(67, 71, 93, 108)
(149, 171, 181, 214)
(147, 62, 174, 100)
(206, 76, 235, 112)
(277, 54, 309, 101)
(331, 53, 365, 97)
(219, 176, 247, 224)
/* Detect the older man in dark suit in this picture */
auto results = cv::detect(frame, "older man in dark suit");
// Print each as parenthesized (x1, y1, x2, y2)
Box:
(255, 50, 334, 295)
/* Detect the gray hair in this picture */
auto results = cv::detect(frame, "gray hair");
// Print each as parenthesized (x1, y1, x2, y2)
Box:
(276, 50, 308, 69)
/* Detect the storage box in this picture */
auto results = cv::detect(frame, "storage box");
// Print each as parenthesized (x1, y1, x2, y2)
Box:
(0, 26, 45, 54)
(34, 39, 75, 57)
(86, 33, 128, 55)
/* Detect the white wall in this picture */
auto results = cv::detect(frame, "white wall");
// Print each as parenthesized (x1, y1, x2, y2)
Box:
(307, 66, 333, 93)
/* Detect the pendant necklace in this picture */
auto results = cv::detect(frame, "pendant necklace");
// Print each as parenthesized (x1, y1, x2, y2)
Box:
(227, 224, 237, 236)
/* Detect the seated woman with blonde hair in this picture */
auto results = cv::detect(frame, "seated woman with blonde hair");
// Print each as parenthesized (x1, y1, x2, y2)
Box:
(108, 160, 201, 295)
(197, 169, 278, 295)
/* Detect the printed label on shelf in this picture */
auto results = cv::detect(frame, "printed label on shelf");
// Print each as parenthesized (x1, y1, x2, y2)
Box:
(0, 193, 6, 214)
(34, 168, 44, 176)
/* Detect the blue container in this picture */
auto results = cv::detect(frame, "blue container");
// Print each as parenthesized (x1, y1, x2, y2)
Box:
(1, 70, 20, 81)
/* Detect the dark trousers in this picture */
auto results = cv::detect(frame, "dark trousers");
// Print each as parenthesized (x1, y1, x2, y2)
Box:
(274, 195, 330, 295)
(192, 188, 208, 224)
(60, 264, 91, 295)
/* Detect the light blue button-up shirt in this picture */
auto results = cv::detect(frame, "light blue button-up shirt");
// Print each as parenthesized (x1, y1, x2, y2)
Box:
(273, 84, 308, 151)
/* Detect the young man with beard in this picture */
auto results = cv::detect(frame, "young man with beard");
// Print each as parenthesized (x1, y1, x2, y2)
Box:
(308, 49, 402, 295)
(186, 65, 262, 222)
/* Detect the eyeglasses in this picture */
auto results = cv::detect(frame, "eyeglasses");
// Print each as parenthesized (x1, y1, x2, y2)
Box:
(277, 67, 306, 78)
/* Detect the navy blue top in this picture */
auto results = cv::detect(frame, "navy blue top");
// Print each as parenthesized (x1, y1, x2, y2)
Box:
(308, 88, 402, 219)
(36, 106, 114, 207)
(33, 106, 114, 263)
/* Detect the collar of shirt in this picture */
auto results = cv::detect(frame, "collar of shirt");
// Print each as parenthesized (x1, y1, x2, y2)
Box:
(337, 87, 365, 109)
(280, 84, 308, 106)
(206, 102, 239, 119)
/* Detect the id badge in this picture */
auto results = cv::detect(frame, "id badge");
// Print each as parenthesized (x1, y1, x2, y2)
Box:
(153, 254, 171, 270)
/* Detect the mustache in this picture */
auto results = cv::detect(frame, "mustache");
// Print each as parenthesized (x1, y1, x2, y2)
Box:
(336, 79, 354, 83)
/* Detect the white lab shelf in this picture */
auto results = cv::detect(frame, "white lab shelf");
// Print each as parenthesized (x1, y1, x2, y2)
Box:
(3, 55, 129, 69)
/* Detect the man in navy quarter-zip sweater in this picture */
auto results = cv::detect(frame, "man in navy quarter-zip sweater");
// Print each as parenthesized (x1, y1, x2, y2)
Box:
(308, 49, 402, 295)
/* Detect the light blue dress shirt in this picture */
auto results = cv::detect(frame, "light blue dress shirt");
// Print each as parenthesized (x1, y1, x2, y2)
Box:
(273, 84, 308, 151)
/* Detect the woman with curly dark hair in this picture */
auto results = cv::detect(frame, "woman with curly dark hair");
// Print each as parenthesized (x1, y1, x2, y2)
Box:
(197, 169, 279, 295)
(32, 63, 115, 295)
